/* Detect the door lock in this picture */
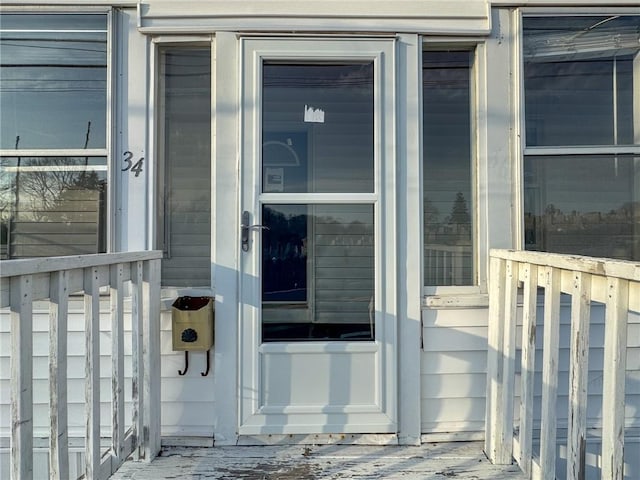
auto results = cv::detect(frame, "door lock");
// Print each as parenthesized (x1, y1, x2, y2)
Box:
(241, 210, 269, 252)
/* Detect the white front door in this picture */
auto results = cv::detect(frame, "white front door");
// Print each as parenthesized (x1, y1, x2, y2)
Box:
(238, 37, 397, 435)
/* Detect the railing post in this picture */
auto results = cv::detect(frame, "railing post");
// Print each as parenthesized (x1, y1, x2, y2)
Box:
(49, 270, 70, 480)
(485, 255, 509, 463)
(567, 271, 591, 480)
(540, 266, 561, 479)
(601, 277, 629, 480)
(143, 258, 161, 460)
(10, 274, 33, 480)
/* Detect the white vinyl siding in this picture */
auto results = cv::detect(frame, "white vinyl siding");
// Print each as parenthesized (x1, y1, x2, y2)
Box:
(420, 304, 640, 440)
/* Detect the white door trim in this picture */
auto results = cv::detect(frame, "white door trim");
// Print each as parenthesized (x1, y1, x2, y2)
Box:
(238, 35, 398, 436)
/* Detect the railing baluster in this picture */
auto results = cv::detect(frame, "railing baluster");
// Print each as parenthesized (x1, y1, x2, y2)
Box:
(601, 276, 629, 480)
(501, 260, 518, 462)
(131, 261, 144, 458)
(540, 266, 560, 479)
(519, 263, 537, 476)
(567, 271, 591, 480)
(84, 267, 101, 480)
(10, 274, 33, 480)
(49, 270, 69, 480)
(110, 263, 125, 470)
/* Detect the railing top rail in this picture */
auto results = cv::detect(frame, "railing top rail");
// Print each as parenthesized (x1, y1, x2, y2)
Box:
(490, 249, 640, 282)
(0, 251, 163, 278)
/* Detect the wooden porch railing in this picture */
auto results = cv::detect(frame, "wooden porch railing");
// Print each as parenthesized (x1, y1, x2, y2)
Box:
(0, 251, 163, 480)
(485, 249, 640, 480)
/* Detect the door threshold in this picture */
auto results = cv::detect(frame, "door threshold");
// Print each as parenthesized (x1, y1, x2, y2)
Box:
(237, 433, 398, 446)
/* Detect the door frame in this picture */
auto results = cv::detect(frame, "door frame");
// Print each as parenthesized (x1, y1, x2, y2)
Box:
(237, 35, 398, 435)
(211, 32, 423, 445)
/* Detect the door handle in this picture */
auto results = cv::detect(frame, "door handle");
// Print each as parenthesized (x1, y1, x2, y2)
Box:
(241, 210, 269, 252)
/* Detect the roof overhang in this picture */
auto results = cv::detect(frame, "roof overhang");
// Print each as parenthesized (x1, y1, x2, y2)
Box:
(136, 0, 492, 36)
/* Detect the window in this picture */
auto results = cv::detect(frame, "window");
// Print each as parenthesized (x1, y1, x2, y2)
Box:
(157, 47, 211, 287)
(423, 50, 475, 286)
(0, 14, 108, 258)
(523, 15, 640, 261)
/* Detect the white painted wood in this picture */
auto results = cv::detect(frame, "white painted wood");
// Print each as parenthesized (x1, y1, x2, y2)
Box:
(481, 7, 516, 276)
(500, 260, 518, 465)
(84, 267, 101, 480)
(110, 442, 527, 480)
(211, 31, 239, 446)
(110, 263, 125, 468)
(1, 252, 161, 478)
(131, 261, 144, 459)
(491, 249, 640, 282)
(539, 266, 560, 479)
(137, 0, 491, 35)
(601, 277, 629, 480)
(517, 263, 537, 476)
(567, 271, 591, 480)
(0, 251, 162, 278)
(49, 270, 70, 480)
(115, 7, 151, 252)
(485, 256, 507, 463)
(10, 274, 33, 480)
(143, 259, 161, 460)
(239, 36, 397, 435)
(424, 294, 489, 308)
(395, 32, 422, 446)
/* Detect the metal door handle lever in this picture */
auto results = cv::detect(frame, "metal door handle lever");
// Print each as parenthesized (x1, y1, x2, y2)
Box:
(241, 211, 269, 252)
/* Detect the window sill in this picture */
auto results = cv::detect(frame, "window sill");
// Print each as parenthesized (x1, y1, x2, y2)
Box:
(423, 293, 489, 309)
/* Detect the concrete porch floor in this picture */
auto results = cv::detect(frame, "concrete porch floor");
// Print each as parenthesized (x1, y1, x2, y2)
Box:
(110, 441, 526, 479)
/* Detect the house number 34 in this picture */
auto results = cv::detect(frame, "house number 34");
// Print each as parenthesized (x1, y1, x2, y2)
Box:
(122, 151, 144, 177)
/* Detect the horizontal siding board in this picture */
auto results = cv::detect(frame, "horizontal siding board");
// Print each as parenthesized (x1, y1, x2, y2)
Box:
(421, 351, 488, 375)
(422, 325, 488, 352)
(421, 373, 487, 399)
(421, 398, 486, 424)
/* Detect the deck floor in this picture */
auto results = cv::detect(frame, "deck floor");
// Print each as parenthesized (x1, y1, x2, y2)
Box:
(111, 441, 526, 479)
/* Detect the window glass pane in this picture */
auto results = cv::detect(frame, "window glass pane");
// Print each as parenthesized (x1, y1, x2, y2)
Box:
(0, 157, 107, 258)
(262, 204, 374, 342)
(423, 51, 474, 286)
(262, 63, 374, 193)
(159, 48, 211, 287)
(0, 15, 107, 149)
(524, 155, 639, 260)
(523, 16, 640, 147)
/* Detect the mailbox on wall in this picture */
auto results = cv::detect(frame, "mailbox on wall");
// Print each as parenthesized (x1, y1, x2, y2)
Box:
(171, 296, 214, 351)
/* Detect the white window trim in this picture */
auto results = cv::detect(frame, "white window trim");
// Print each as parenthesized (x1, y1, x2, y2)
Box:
(150, 35, 215, 294)
(421, 42, 486, 297)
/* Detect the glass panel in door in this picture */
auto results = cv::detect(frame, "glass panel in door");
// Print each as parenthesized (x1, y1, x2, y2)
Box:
(260, 61, 376, 342)
(261, 204, 375, 341)
(262, 62, 374, 193)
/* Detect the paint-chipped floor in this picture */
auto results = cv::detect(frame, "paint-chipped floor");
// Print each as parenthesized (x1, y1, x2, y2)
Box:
(111, 441, 526, 479)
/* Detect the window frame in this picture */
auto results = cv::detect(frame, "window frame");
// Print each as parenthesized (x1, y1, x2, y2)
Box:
(518, 8, 640, 259)
(421, 40, 483, 296)
(151, 36, 214, 292)
(0, 7, 114, 257)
